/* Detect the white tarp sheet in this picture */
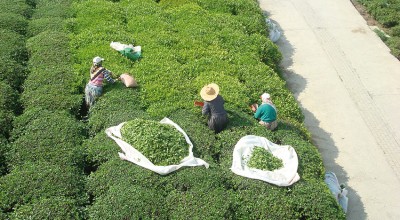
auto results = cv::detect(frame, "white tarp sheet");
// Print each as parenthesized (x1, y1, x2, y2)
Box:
(110, 41, 141, 53)
(105, 117, 209, 175)
(231, 135, 300, 186)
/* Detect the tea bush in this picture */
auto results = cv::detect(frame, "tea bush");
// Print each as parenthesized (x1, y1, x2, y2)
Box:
(0, 29, 27, 62)
(31, 0, 73, 19)
(0, 161, 87, 212)
(88, 183, 168, 219)
(27, 17, 66, 37)
(0, 135, 8, 175)
(84, 134, 122, 171)
(0, 60, 27, 91)
(86, 158, 160, 198)
(387, 36, 400, 59)
(10, 107, 53, 141)
(26, 31, 71, 67)
(22, 31, 82, 112)
(0, 81, 18, 138)
(0, 13, 28, 35)
(193, 0, 262, 16)
(7, 111, 86, 169)
(162, 167, 236, 219)
(10, 196, 86, 220)
(0, 0, 33, 17)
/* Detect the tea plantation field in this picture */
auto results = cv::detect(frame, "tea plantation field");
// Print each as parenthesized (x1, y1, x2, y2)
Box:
(0, 0, 346, 219)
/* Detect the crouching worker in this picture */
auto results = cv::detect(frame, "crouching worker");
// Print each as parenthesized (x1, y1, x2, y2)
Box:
(85, 56, 119, 108)
(200, 83, 228, 133)
(252, 93, 278, 130)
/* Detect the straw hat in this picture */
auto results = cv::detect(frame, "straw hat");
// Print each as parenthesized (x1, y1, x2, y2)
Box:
(200, 83, 220, 101)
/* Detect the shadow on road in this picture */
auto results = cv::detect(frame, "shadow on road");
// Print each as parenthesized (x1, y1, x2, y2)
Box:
(263, 12, 367, 220)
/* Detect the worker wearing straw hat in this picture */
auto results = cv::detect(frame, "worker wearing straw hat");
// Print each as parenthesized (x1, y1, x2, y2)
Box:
(200, 83, 228, 133)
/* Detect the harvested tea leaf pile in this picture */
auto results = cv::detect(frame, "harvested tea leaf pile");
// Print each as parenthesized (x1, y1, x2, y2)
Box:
(247, 146, 283, 171)
(120, 118, 188, 166)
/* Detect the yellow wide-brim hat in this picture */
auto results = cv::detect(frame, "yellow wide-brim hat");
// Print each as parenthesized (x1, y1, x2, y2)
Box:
(200, 83, 220, 101)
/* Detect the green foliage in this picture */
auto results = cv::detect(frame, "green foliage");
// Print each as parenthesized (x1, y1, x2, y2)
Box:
(0, 60, 27, 91)
(247, 146, 284, 171)
(7, 111, 86, 169)
(193, 72, 250, 109)
(72, 0, 126, 32)
(270, 125, 324, 180)
(121, 118, 189, 166)
(31, 0, 73, 19)
(22, 31, 82, 112)
(83, 132, 121, 168)
(27, 17, 66, 37)
(193, 0, 262, 16)
(272, 88, 304, 123)
(289, 180, 346, 219)
(20, 85, 82, 113)
(391, 25, 400, 37)
(26, 31, 71, 67)
(167, 109, 216, 159)
(0, 0, 33, 17)
(0, 135, 9, 175)
(0, 29, 27, 62)
(86, 158, 159, 198)
(163, 167, 236, 219)
(387, 36, 400, 59)
(0, 13, 28, 35)
(0, 161, 88, 212)
(166, 187, 235, 219)
(88, 183, 168, 219)
(10, 196, 86, 220)
(10, 107, 52, 141)
(87, 83, 147, 136)
(0, 81, 18, 137)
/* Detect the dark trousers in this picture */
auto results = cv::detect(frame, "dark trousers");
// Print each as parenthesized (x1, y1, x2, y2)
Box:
(208, 114, 228, 133)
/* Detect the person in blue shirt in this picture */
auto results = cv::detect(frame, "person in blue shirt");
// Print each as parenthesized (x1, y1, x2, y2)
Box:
(252, 93, 278, 130)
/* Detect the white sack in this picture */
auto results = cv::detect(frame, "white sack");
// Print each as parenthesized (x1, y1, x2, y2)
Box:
(105, 117, 209, 175)
(110, 41, 141, 52)
(266, 18, 281, 43)
(324, 172, 348, 213)
(231, 135, 300, 186)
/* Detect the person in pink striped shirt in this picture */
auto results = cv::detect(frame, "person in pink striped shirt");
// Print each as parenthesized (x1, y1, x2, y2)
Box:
(84, 56, 119, 108)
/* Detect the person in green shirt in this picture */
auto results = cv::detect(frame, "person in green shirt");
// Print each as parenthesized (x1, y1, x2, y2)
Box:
(252, 93, 278, 130)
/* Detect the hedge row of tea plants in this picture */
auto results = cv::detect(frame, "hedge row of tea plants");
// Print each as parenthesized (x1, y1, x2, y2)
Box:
(357, 0, 400, 59)
(74, 0, 345, 218)
(0, 0, 31, 177)
(0, 0, 88, 219)
(0, 0, 30, 91)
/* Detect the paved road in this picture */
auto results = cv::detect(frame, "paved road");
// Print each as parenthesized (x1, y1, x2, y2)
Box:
(258, 0, 400, 219)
